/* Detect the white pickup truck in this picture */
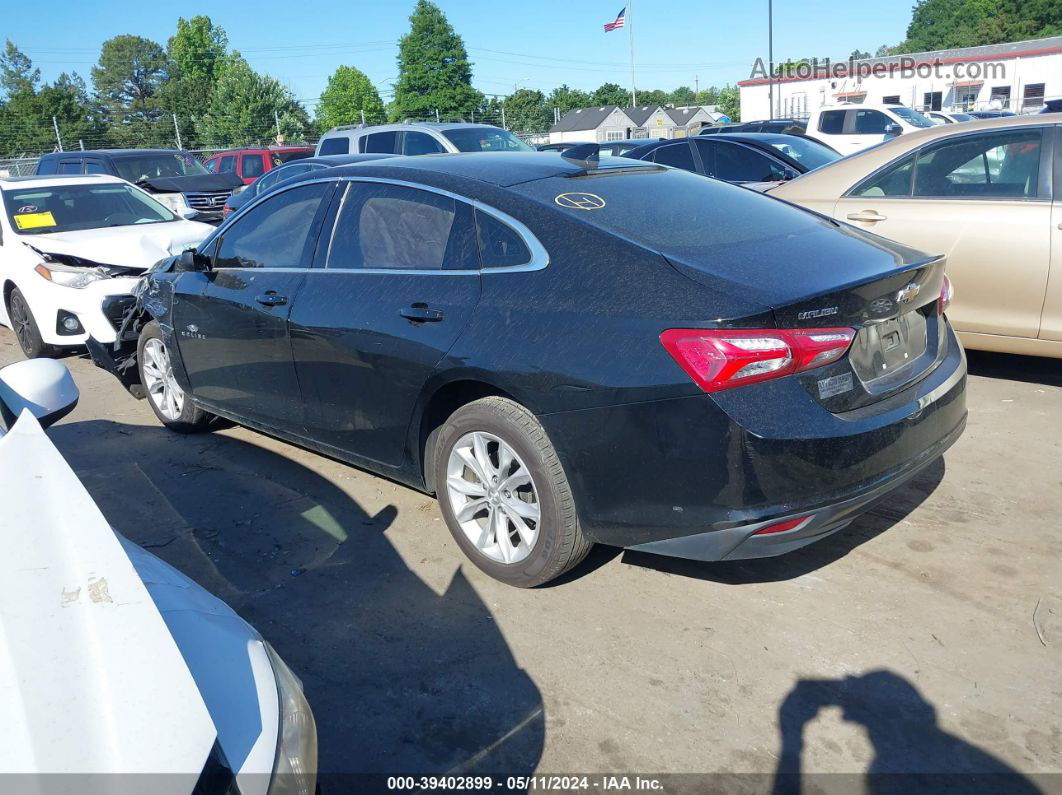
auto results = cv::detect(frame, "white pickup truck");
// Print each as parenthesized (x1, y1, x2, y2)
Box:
(804, 104, 936, 153)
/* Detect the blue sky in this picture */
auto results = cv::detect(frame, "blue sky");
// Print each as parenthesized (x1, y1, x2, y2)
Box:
(6, 0, 914, 111)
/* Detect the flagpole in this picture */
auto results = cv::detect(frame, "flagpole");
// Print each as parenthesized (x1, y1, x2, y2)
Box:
(628, 2, 637, 105)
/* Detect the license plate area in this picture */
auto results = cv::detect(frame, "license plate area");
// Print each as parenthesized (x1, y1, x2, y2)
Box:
(849, 311, 929, 394)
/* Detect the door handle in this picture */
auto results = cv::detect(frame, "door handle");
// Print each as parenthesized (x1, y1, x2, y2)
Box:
(400, 304, 444, 322)
(846, 210, 888, 223)
(255, 292, 288, 307)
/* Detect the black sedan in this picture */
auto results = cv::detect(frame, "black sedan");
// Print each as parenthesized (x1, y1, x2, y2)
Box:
(222, 153, 395, 217)
(622, 132, 841, 186)
(89, 151, 967, 587)
(538, 139, 663, 156)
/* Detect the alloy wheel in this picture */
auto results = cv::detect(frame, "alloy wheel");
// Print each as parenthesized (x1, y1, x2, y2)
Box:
(446, 431, 541, 564)
(142, 337, 185, 420)
(8, 292, 33, 353)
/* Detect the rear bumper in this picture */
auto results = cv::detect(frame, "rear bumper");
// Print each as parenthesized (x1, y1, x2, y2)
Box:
(539, 326, 967, 559)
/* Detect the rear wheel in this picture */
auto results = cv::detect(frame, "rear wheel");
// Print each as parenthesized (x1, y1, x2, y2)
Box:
(7, 288, 54, 359)
(138, 321, 212, 433)
(433, 397, 592, 587)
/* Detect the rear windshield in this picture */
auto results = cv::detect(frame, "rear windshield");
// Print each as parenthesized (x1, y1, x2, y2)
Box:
(442, 128, 533, 152)
(273, 150, 313, 164)
(112, 153, 210, 182)
(512, 167, 832, 253)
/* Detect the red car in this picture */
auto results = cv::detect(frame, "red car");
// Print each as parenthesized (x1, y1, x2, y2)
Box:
(202, 146, 313, 185)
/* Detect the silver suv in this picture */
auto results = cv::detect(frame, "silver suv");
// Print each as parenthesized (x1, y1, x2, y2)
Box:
(314, 122, 533, 157)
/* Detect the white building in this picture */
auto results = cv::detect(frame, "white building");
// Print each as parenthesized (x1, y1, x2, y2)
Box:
(739, 36, 1062, 121)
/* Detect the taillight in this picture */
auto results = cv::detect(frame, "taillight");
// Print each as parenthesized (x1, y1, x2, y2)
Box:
(938, 274, 953, 314)
(660, 327, 856, 393)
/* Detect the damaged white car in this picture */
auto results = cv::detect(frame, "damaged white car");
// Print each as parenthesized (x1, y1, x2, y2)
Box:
(0, 358, 317, 794)
(0, 174, 212, 358)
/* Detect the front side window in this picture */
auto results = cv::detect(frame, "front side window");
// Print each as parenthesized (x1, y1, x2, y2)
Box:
(112, 153, 210, 182)
(318, 137, 350, 155)
(205, 158, 219, 173)
(711, 142, 787, 182)
(215, 183, 331, 269)
(402, 132, 446, 155)
(3, 183, 175, 234)
(818, 110, 846, 135)
(362, 131, 398, 154)
(850, 155, 915, 197)
(442, 127, 533, 152)
(854, 109, 889, 134)
(218, 156, 237, 174)
(652, 142, 696, 171)
(326, 182, 477, 271)
(912, 129, 1042, 199)
(242, 154, 266, 178)
(476, 210, 531, 268)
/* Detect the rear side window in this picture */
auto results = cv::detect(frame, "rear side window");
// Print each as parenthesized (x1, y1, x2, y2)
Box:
(215, 183, 331, 269)
(36, 158, 58, 175)
(652, 142, 696, 171)
(912, 129, 1042, 199)
(362, 131, 398, 154)
(326, 182, 477, 270)
(318, 137, 350, 155)
(403, 132, 446, 155)
(58, 160, 82, 174)
(818, 110, 846, 135)
(475, 210, 532, 268)
(85, 161, 107, 174)
(242, 154, 265, 178)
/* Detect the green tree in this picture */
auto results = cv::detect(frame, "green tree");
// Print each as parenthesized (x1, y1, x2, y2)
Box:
(91, 35, 169, 146)
(717, 85, 740, 121)
(503, 88, 550, 133)
(198, 58, 309, 146)
(0, 69, 104, 156)
(697, 86, 721, 105)
(317, 65, 386, 129)
(546, 84, 591, 113)
(1, 40, 40, 97)
(590, 82, 630, 107)
(850, 49, 872, 60)
(875, 43, 898, 57)
(392, 0, 482, 120)
(669, 85, 695, 105)
(160, 16, 231, 146)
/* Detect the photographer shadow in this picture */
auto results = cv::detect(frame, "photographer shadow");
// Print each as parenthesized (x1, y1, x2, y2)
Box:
(772, 670, 1042, 795)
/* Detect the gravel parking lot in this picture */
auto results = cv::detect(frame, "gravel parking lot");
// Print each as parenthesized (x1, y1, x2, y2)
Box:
(4, 328, 1059, 787)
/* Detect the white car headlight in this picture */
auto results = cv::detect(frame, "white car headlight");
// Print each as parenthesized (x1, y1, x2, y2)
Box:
(34, 263, 107, 290)
(154, 192, 191, 215)
(265, 644, 318, 795)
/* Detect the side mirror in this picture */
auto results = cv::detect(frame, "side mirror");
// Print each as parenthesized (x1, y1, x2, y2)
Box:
(782, 167, 800, 181)
(884, 123, 903, 136)
(174, 249, 209, 273)
(179, 209, 201, 221)
(0, 359, 79, 431)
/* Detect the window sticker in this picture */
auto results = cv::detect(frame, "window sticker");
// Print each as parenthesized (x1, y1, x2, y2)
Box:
(13, 211, 56, 230)
(17, 205, 38, 213)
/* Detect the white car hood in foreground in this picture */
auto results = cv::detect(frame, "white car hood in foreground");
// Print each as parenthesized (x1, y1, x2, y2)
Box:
(0, 412, 276, 794)
(24, 220, 213, 269)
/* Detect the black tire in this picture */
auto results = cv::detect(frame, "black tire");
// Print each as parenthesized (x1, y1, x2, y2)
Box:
(137, 320, 213, 433)
(7, 288, 54, 359)
(433, 396, 592, 587)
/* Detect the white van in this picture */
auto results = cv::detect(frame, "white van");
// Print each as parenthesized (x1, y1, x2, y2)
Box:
(804, 104, 935, 153)
(315, 122, 533, 156)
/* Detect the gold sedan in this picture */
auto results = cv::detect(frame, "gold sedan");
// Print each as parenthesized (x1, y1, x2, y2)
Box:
(770, 115, 1061, 359)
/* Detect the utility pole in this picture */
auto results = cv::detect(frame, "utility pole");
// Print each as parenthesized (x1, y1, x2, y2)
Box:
(52, 116, 63, 151)
(768, 0, 774, 119)
(360, 109, 366, 126)
(172, 114, 182, 149)
(501, 104, 507, 130)
(79, 139, 84, 150)
(628, 0, 637, 105)
(274, 110, 282, 138)
(435, 108, 440, 122)
(695, 75, 699, 105)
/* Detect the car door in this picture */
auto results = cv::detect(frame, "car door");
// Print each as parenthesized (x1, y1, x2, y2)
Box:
(360, 130, 399, 154)
(401, 131, 447, 155)
(698, 139, 790, 185)
(1041, 126, 1062, 341)
(811, 109, 849, 150)
(847, 108, 892, 152)
(288, 179, 482, 467)
(835, 126, 1052, 339)
(173, 181, 335, 427)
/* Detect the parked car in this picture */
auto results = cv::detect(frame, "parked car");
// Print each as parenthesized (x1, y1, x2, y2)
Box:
(0, 174, 213, 358)
(536, 142, 586, 152)
(0, 357, 316, 794)
(805, 104, 935, 153)
(36, 150, 243, 224)
(315, 122, 534, 156)
(537, 139, 663, 155)
(1039, 99, 1062, 114)
(770, 114, 1060, 359)
(223, 153, 397, 217)
(967, 110, 1017, 119)
(925, 110, 975, 124)
(702, 118, 808, 135)
(88, 152, 966, 587)
(622, 133, 840, 189)
(202, 146, 314, 185)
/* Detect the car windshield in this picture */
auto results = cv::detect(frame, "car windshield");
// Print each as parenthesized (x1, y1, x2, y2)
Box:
(765, 136, 841, 171)
(442, 128, 533, 152)
(3, 183, 176, 235)
(112, 153, 210, 182)
(951, 112, 975, 121)
(889, 107, 935, 128)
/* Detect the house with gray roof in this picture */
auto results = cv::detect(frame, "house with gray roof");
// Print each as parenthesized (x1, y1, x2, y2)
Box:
(549, 104, 720, 144)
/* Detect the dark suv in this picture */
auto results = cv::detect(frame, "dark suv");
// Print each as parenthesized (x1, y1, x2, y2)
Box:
(36, 150, 243, 224)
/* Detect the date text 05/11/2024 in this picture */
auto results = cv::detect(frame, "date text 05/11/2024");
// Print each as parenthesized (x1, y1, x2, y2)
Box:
(386, 775, 665, 791)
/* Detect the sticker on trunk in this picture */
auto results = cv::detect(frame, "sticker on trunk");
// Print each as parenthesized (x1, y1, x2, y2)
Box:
(818, 372, 854, 399)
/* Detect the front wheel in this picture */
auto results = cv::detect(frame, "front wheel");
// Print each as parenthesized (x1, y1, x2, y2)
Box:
(433, 397, 592, 587)
(7, 288, 54, 359)
(137, 321, 212, 433)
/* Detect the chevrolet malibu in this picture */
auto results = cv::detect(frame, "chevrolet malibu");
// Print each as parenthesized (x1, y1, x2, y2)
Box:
(89, 152, 967, 587)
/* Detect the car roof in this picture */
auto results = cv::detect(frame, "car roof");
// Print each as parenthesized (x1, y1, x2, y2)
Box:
(283, 154, 396, 167)
(771, 113, 1051, 199)
(0, 174, 125, 188)
(208, 146, 313, 155)
(300, 151, 653, 188)
(322, 122, 505, 137)
(38, 149, 190, 158)
(712, 132, 810, 145)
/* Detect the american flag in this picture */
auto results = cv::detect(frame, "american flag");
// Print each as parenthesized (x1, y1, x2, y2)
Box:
(604, 7, 625, 32)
